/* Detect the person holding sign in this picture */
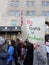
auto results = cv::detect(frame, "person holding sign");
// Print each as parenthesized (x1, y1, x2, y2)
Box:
(23, 42, 48, 65)
(33, 43, 48, 65)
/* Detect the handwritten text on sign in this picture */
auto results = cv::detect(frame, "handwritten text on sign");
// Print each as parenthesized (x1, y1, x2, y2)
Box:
(25, 17, 45, 44)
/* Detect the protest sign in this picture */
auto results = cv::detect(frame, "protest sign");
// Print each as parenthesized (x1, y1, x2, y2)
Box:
(25, 17, 45, 45)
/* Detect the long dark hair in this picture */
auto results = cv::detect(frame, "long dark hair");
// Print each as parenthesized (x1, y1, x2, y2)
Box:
(11, 40, 15, 47)
(23, 43, 34, 65)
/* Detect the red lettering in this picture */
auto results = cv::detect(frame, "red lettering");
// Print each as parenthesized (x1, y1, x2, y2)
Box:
(27, 19, 33, 25)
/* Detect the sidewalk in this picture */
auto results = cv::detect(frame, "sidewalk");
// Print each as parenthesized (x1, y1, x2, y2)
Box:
(12, 59, 23, 65)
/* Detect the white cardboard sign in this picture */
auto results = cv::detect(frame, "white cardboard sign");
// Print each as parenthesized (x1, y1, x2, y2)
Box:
(25, 17, 45, 45)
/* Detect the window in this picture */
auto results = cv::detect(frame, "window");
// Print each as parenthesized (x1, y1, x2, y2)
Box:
(15, 1, 19, 7)
(31, 11, 35, 16)
(41, 11, 46, 16)
(11, 20, 17, 26)
(31, 1, 34, 6)
(46, 2, 49, 6)
(10, 1, 15, 7)
(46, 11, 49, 16)
(26, 1, 30, 7)
(26, 11, 30, 16)
(10, 10, 15, 16)
(15, 11, 20, 16)
(41, 1, 45, 6)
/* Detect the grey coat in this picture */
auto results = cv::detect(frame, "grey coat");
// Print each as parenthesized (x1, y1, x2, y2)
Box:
(33, 45, 48, 65)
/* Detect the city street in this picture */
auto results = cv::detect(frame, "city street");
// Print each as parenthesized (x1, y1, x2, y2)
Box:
(12, 57, 49, 65)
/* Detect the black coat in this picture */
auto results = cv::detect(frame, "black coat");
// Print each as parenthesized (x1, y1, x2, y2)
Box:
(23, 44, 34, 65)
(16, 43, 21, 57)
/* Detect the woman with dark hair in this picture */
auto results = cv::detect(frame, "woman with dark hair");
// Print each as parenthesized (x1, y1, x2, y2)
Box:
(16, 38, 21, 57)
(23, 43, 34, 65)
(12, 40, 19, 65)
(7, 40, 15, 65)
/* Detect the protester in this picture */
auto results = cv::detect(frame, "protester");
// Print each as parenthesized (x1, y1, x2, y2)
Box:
(7, 40, 15, 65)
(20, 41, 25, 60)
(16, 39, 25, 65)
(0, 37, 9, 65)
(16, 38, 21, 57)
(16, 38, 24, 58)
(23, 42, 48, 65)
(33, 43, 48, 65)
(13, 40, 19, 65)
(23, 42, 34, 65)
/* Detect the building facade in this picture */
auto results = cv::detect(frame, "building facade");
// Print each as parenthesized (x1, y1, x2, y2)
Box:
(0, 0, 49, 40)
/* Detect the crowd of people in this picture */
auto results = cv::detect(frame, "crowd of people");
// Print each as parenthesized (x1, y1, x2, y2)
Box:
(0, 37, 48, 65)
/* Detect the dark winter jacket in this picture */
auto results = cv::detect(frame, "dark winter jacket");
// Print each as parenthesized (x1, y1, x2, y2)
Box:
(16, 43, 21, 57)
(0, 50, 9, 65)
(23, 44, 34, 65)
